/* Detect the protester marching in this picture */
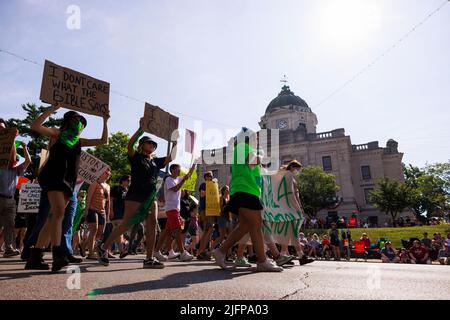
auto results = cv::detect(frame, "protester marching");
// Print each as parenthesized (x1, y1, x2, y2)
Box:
(1, 59, 448, 278)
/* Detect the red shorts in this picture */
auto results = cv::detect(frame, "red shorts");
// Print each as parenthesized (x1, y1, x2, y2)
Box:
(166, 209, 182, 232)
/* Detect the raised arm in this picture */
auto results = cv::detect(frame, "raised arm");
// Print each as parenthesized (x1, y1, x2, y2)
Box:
(80, 113, 109, 147)
(18, 141, 32, 173)
(128, 118, 146, 158)
(30, 105, 60, 138)
(169, 163, 196, 193)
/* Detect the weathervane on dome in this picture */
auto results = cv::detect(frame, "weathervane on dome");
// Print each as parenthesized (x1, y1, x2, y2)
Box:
(280, 74, 288, 85)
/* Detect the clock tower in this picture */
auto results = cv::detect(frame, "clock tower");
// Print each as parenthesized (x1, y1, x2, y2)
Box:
(259, 84, 318, 133)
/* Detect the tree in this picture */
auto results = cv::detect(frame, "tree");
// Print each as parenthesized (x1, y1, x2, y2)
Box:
(6, 103, 62, 179)
(87, 131, 131, 184)
(370, 178, 419, 227)
(424, 162, 450, 193)
(403, 163, 449, 222)
(297, 166, 340, 218)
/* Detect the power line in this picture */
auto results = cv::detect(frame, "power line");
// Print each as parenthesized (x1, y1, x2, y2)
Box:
(314, 0, 450, 109)
(0, 48, 237, 129)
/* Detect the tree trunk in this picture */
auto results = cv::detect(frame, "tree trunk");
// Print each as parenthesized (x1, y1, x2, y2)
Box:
(391, 212, 398, 227)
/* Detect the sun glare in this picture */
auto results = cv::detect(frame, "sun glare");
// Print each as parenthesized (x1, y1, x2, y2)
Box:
(316, 0, 382, 48)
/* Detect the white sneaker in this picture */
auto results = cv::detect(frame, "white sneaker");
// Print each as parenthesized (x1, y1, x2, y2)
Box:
(168, 250, 180, 260)
(180, 250, 194, 262)
(256, 260, 284, 272)
(154, 251, 168, 262)
(213, 248, 236, 270)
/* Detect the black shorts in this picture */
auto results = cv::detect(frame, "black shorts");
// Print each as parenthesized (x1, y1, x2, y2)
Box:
(330, 239, 340, 246)
(86, 209, 106, 225)
(158, 218, 167, 230)
(14, 215, 27, 229)
(227, 192, 263, 215)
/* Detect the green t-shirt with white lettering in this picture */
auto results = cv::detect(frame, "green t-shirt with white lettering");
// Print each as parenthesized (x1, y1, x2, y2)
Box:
(230, 142, 261, 197)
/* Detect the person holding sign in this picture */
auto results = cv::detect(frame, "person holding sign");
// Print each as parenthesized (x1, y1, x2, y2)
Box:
(26, 104, 109, 272)
(213, 128, 282, 272)
(0, 134, 31, 258)
(162, 163, 196, 261)
(97, 117, 177, 269)
(196, 171, 219, 261)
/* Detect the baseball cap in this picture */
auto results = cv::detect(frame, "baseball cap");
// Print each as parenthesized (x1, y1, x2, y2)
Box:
(139, 136, 158, 149)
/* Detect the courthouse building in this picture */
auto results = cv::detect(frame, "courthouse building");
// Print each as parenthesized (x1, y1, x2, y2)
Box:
(197, 85, 414, 226)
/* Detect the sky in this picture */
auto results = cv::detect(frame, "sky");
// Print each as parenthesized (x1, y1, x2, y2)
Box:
(0, 0, 449, 169)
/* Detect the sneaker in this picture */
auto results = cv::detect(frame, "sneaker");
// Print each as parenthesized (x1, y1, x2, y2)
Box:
(276, 255, 294, 266)
(299, 255, 315, 266)
(197, 251, 212, 261)
(256, 260, 283, 272)
(234, 257, 252, 267)
(96, 242, 109, 266)
(143, 257, 165, 269)
(67, 255, 83, 264)
(213, 248, 235, 270)
(107, 252, 116, 259)
(180, 250, 194, 262)
(154, 251, 168, 262)
(168, 250, 180, 260)
(3, 249, 20, 258)
(119, 251, 129, 259)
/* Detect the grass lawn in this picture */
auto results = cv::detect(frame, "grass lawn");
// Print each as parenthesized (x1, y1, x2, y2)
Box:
(303, 224, 450, 248)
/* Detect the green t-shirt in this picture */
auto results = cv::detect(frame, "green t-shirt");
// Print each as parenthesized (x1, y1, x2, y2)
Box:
(230, 142, 262, 197)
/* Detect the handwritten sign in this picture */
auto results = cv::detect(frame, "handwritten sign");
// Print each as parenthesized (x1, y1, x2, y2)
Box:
(0, 128, 17, 169)
(205, 181, 220, 216)
(180, 167, 198, 192)
(40, 60, 110, 117)
(18, 184, 42, 213)
(260, 170, 305, 245)
(78, 151, 110, 184)
(143, 103, 179, 141)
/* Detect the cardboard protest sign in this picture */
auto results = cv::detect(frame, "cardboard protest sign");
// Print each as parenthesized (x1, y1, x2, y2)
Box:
(260, 170, 305, 245)
(78, 151, 110, 184)
(18, 183, 42, 213)
(185, 129, 196, 154)
(0, 128, 17, 169)
(180, 167, 198, 192)
(40, 60, 110, 117)
(205, 181, 221, 216)
(143, 103, 179, 141)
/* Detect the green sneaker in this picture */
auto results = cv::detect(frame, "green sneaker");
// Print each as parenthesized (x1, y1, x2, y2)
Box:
(276, 255, 294, 266)
(234, 257, 252, 267)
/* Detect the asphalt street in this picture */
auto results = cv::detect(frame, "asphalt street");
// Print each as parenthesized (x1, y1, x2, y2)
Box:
(0, 254, 449, 300)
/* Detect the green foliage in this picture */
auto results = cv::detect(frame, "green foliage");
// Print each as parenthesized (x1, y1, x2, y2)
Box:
(6, 103, 62, 179)
(297, 165, 340, 217)
(370, 178, 419, 226)
(403, 163, 450, 222)
(87, 131, 131, 184)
